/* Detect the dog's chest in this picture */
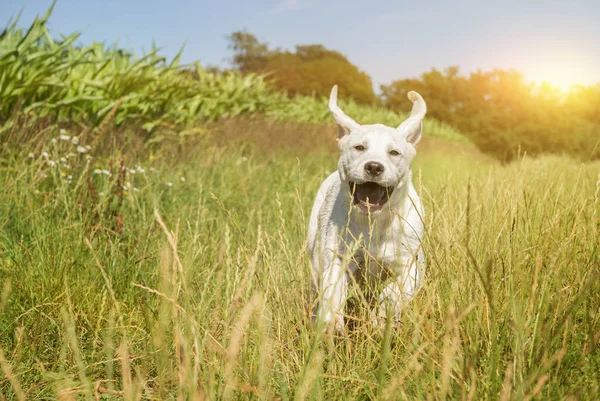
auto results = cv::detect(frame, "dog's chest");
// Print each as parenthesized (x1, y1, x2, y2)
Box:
(346, 222, 404, 273)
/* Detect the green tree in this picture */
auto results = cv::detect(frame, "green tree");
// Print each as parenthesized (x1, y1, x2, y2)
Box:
(381, 67, 600, 161)
(227, 32, 377, 104)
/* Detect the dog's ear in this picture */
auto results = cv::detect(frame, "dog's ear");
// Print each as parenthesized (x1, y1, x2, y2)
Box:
(329, 85, 359, 139)
(397, 91, 426, 145)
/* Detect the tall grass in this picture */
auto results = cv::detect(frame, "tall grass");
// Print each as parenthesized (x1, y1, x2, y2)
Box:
(0, 2, 466, 144)
(0, 117, 598, 399)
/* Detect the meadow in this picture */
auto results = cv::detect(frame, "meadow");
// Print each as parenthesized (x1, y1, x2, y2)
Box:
(1, 7, 600, 400)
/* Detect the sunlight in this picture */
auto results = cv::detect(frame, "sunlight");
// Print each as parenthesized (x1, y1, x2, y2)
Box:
(525, 61, 594, 92)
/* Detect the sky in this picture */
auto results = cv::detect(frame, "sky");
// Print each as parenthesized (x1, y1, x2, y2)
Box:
(3, 0, 600, 90)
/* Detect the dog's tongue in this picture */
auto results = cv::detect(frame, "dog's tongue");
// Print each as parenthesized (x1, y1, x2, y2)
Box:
(356, 182, 386, 205)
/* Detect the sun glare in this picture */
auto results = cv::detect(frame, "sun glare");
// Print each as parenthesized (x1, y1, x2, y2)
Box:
(525, 62, 595, 92)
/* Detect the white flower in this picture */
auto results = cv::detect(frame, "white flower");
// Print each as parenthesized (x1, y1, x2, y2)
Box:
(85, 145, 91, 151)
(85, 155, 93, 161)
(48, 160, 57, 167)
(180, 176, 186, 182)
(149, 167, 157, 173)
(76, 146, 87, 154)
(67, 175, 73, 180)
(93, 169, 102, 175)
(60, 157, 67, 164)
(42, 151, 49, 158)
(101, 169, 111, 176)
(98, 192, 105, 196)
(51, 138, 57, 144)
(135, 164, 145, 174)
(71, 137, 79, 145)
(60, 134, 70, 141)
(28, 152, 35, 159)
(129, 169, 136, 175)
(59, 128, 67, 135)
(133, 187, 140, 193)
(166, 182, 173, 188)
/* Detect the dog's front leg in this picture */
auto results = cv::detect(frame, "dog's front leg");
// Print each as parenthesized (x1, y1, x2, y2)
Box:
(317, 254, 349, 333)
(374, 253, 424, 326)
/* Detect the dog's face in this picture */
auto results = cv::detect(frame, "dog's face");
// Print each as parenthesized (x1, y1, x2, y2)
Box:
(328, 86, 426, 214)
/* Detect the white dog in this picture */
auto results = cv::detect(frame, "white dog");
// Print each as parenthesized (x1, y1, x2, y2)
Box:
(307, 85, 426, 332)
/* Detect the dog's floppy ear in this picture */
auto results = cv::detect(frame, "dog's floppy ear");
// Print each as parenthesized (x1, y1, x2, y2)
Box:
(397, 91, 426, 145)
(329, 85, 359, 139)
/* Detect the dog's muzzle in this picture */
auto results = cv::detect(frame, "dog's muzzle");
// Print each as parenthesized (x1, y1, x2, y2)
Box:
(349, 181, 394, 213)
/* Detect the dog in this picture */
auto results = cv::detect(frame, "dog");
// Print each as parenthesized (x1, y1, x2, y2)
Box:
(307, 85, 426, 332)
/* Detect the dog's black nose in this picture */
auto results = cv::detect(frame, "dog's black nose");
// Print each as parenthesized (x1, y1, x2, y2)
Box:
(364, 161, 384, 177)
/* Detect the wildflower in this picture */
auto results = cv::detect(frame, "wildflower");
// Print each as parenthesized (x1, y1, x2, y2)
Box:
(48, 160, 57, 167)
(28, 152, 35, 159)
(59, 128, 67, 135)
(76, 146, 88, 154)
(51, 138, 57, 144)
(101, 169, 111, 176)
(42, 151, 49, 159)
(85, 145, 91, 151)
(99, 192, 105, 197)
(60, 134, 70, 141)
(71, 137, 79, 145)
(133, 187, 140, 193)
(166, 182, 173, 188)
(93, 169, 102, 175)
(85, 155, 93, 162)
(149, 167, 157, 173)
(135, 164, 145, 174)
(180, 176, 186, 182)
(129, 169, 136, 175)
(60, 157, 67, 164)
(34, 189, 40, 195)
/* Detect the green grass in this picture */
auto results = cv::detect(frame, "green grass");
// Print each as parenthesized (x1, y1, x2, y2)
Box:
(0, 119, 599, 400)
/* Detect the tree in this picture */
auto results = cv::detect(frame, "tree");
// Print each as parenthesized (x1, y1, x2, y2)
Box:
(227, 31, 377, 104)
(227, 31, 270, 74)
(381, 67, 600, 161)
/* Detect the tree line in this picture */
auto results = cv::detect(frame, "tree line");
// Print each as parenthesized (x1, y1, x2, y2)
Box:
(224, 31, 600, 161)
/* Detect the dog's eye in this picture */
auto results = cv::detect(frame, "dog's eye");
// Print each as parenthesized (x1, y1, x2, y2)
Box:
(389, 150, 401, 156)
(354, 145, 365, 151)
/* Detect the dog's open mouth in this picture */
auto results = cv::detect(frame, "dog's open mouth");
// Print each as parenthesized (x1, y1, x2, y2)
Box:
(350, 182, 394, 212)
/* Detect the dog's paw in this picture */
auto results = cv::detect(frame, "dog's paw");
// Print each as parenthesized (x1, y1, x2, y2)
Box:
(317, 310, 346, 335)
(371, 286, 403, 328)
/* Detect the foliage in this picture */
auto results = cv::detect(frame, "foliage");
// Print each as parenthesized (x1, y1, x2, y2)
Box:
(228, 31, 378, 104)
(381, 67, 600, 161)
(0, 5, 466, 146)
(0, 4, 283, 131)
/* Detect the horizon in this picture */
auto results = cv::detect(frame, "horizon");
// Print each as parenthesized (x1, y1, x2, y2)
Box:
(3, 0, 600, 91)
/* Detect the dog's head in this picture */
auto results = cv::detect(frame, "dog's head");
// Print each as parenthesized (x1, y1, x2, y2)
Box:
(329, 85, 426, 214)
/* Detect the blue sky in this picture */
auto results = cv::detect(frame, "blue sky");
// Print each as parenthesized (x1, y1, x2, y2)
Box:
(3, 0, 600, 89)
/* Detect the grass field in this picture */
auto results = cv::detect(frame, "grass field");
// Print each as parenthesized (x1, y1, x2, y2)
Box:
(0, 116, 599, 400)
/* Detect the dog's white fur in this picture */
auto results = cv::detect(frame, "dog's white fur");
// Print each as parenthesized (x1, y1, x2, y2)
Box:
(307, 85, 426, 332)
